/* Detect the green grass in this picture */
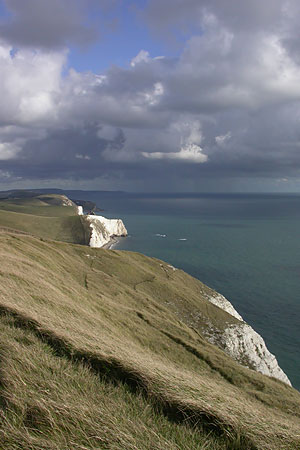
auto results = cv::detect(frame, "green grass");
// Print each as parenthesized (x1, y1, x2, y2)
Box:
(0, 194, 78, 216)
(0, 209, 88, 243)
(0, 228, 300, 449)
(0, 194, 90, 244)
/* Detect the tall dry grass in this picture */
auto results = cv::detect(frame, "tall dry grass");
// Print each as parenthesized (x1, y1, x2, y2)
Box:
(0, 229, 299, 449)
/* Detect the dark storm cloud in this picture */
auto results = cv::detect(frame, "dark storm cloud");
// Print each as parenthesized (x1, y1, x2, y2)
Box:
(1, 0, 300, 190)
(143, 0, 285, 35)
(0, 0, 98, 49)
(0, 125, 124, 179)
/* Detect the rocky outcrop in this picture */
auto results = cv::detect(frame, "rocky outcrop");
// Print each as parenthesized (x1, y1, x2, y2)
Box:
(60, 195, 75, 206)
(206, 293, 291, 386)
(221, 323, 291, 385)
(84, 215, 127, 248)
(208, 294, 243, 321)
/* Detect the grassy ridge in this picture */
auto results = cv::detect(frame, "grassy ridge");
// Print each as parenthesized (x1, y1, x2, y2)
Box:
(0, 194, 78, 214)
(0, 229, 300, 449)
(0, 194, 90, 244)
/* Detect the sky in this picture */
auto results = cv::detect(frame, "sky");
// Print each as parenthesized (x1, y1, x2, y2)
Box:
(1, 0, 300, 192)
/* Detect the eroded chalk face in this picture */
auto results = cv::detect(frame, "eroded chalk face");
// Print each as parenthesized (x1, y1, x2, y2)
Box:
(205, 293, 291, 386)
(84, 215, 128, 248)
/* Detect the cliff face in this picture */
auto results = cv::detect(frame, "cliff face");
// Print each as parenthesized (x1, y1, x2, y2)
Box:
(206, 293, 291, 385)
(84, 214, 128, 247)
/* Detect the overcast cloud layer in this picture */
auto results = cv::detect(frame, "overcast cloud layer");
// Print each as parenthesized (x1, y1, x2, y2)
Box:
(0, 0, 300, 191)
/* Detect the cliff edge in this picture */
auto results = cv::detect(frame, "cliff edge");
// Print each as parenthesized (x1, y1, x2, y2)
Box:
(206, 293, 291, 385)
(83, 214, 128, 248)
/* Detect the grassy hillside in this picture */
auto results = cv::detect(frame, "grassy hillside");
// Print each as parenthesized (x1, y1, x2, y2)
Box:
(0, 194, 90, 244)
(0, 228, 300, 449)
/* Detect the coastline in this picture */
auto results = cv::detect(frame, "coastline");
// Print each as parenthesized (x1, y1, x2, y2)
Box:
(78, 199, 292, 386)
(101, 236, 121, 249)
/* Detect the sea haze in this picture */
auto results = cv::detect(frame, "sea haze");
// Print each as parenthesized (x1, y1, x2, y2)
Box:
(67, 191, 300, 389)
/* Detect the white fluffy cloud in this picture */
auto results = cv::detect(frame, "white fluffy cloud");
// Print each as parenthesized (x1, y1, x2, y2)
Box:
(130, 50, 151, 67)
(142, 143, 207, 163)
(130, 50, 165, 67)
(0, 42, 64, 126)
(0, 142, 21, 160)
(142, 119, 207, 163)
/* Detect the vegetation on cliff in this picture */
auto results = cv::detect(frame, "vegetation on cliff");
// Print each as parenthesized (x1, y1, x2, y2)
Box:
(0, 193, 90, 245)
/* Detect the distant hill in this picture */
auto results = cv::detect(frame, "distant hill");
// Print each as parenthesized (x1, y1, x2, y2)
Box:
(0, 192, 300, 449)
(0, 193, 91, 244)
(0, 189, 104, 214)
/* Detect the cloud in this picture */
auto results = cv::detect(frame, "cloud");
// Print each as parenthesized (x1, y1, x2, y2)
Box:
(215, 132, 231, 146)
(142, 143, 207, 163)
(97, 125, 118, 141)
(2, 1, 300, 190)
(75, 154, 91, 160)
(130, 50, 151, 67)
(0, 42, 65, 126)
(130, 49, 165, 67)
(0, 0, 100, 49)
(141, 118, 208, 163)
(0, 141, 20, 159)
(142, 0, 286, 36)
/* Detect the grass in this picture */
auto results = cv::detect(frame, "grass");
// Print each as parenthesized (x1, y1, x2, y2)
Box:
(0, 318, 226, 450)
(0, 225, 300, 449)
(0, 194, 78, 216)
(0, 194, 90, 244)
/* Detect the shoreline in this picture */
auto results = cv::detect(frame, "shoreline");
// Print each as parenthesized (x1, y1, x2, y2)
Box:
(101, 236, 121, 249)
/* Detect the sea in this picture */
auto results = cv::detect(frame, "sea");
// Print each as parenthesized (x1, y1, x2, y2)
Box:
(73, 191, 300, 390)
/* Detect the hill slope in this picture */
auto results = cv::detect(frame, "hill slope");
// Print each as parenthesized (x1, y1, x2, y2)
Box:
(0, 193, 90, 244)
(0, 228, 300, 449)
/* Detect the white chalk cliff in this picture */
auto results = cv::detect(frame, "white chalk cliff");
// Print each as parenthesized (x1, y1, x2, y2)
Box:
(206, 293, 291, 386)
(84, 214, 128, 248)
